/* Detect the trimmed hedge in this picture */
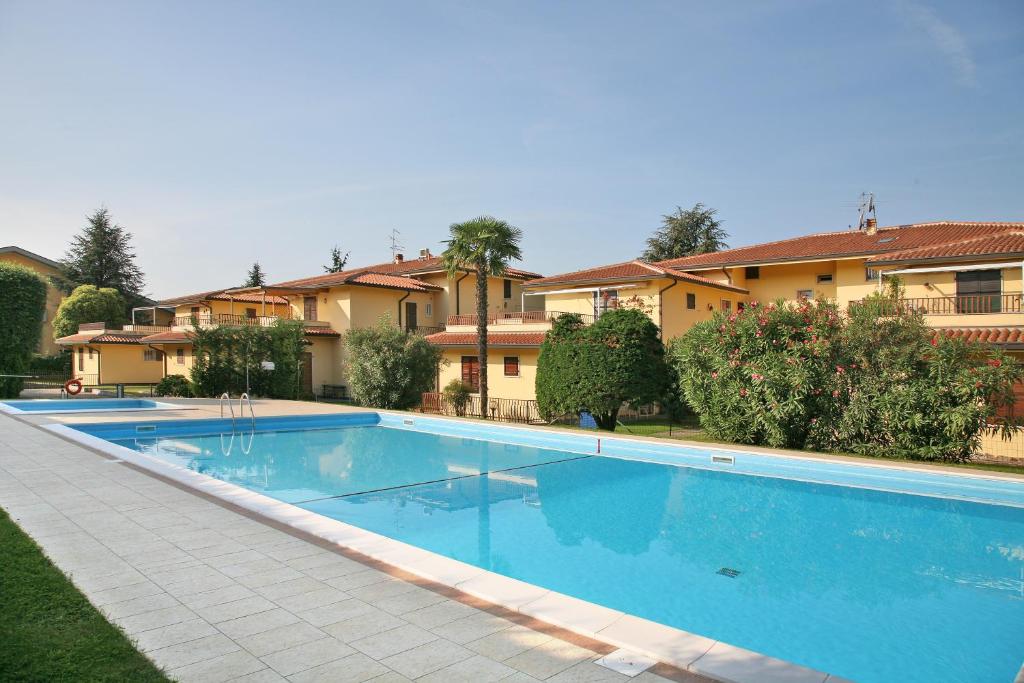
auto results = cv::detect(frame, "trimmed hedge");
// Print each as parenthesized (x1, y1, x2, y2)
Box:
(0, 263, 48, 398)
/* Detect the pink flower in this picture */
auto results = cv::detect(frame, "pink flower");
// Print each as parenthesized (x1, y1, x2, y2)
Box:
(835, 365, 844, 374)
(751, 373, 764, 381)
(711, 371, 718, 379)
(739, 388, 748, 397)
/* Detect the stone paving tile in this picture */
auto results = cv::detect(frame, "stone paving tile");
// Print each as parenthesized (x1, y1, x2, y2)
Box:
(275, 586, 350, 613)
(253, 576, 330, 601)
(88, 580, 165, 607)
(322, 568, 390, 591)
(236, 621, 329, 658)
(374, 585, 448, 616)
(431, 610, 516, 644)
(194, 595, 278, 623)
(547, 660, 633, 683)
(466, 624, 555, 661)
(350, 623, 438, 660)
(236, 567, 306, 589)
(101, 592, 181, 620)
(401, 598, 478, 630)
(115, 604, 197, 634)
(379, 638, 475, 679)
(504, 639, 596, 680)
(417, 653, 520, 683)
(259, 637, 355, 676)
(148, 632, 241, 670)
(169, 649, 267, 683)
(129, 618, 220, 653)
(297, 597, 377, 628)
(181, 584, 258, 610)
(229, 668, 289, 682)
(321, 607, 407, 643)
(286, 651, 391, 683)
(217, 608, 302, 640)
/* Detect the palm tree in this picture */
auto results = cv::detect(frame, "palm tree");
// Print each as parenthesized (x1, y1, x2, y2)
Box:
(441, 216, 524, 418)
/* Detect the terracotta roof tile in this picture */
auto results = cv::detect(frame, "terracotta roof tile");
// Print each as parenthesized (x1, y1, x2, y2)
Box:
(344, 272, 442, 291)
(56, 332, 143, 345)
(268, 255, 541, 289)
(424, 331, 547, 346)
(656, 222, 1024, 270)
(158, 290, 288, 306)
(303, 327, 341, 337)
(140, 331, 193, 343)
(866, 231, 1024, 264)
(935, 327, 1024, 346)
(522, 259, 748, 294)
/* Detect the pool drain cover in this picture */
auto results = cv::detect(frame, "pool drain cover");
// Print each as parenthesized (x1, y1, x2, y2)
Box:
(717, 567, 741, 578)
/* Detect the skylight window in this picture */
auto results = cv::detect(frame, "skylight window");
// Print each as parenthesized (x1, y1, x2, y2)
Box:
(877, 237, 897, 243)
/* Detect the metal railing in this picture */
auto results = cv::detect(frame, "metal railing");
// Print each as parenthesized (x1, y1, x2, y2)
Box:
(852, 294, 1022, 316)
(174, 313, 289, 328)
(406, 325, 444, 336)
(420, 392, 544, 423)
(445, 310, 596, 327)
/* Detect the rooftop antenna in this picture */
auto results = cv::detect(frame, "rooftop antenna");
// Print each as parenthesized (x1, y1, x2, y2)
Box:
(857, 192, 877, 232)
(388, 228, 405, 259)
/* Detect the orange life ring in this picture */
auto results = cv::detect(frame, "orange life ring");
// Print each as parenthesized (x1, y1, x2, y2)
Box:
(64, 379, 83, 396)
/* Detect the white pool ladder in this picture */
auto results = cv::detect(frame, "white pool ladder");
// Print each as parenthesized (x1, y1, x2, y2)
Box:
(239, 393, 256, 430)
(219, 392, 256, 431)
(219, 392, 235, 429)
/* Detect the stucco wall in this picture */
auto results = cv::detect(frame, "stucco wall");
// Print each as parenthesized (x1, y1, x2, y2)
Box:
(438, 347, 540, 401)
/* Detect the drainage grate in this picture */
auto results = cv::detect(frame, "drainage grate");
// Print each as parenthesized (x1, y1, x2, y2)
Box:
(717, 567, 741, 578)
(403, 418, 414, 426)
(135, 425, 156, 433)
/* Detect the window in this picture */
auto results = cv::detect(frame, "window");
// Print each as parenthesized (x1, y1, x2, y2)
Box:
(143, 349, 163, 362)
(796, 289, 813, 300)
(425, 302, 433, 317)
(88, 347, 93, 359)
(865, 267, 878, 281)
(176, 348, 185, 365)
(461, 356, 480, 391)
(503, 356, 520, 377)
(686, 293, 696, 310)
(503, 279, 512, 299)
(745, 266, 760, 279)
(956, 270, 1002, 313)
(595, 289, 618, 317)
(190, 306, 200, 314)
(78, 347, 84, 371)
(816, 274, 833, 284)
(303, 296, 318, 321)
(245, 308, 257, 319)
(720, 299, 732, 312)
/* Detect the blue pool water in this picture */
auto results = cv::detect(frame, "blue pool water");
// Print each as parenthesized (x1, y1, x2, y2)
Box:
(1, 398, 169, 413)
(77, 414, 1024, 683)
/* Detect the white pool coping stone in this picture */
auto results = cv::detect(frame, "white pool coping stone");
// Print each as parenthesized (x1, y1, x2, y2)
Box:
(46, 419, 846, 683)
(0, 399, 193, 415)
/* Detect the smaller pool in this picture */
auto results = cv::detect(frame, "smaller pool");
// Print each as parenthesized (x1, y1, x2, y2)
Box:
(0, 398, 185, 415)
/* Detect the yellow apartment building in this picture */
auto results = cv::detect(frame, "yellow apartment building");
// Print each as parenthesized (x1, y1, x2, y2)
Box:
(0, 246, 65, 356)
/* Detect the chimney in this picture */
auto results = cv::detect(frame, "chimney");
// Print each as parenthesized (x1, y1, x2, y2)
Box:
(419, 248, 432, 259)
(394, 253, 404, 263)
(865, 218, 877, 235)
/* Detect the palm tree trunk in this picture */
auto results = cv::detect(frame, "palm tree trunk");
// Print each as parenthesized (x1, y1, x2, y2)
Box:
(476, 260, 488, 418)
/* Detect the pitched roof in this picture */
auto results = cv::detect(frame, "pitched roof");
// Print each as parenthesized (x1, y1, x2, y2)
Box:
(656, 222, 1024, 270)
(268, 255, 541, 289)
(936, 327, 1024, 348)
(56, 332, 144, 345)
(302, 327, 341, 337)
(0, 245, 61, 270)
(522, 259, 748, 294)
(140, 331, 192, 343)
(424, 331, 547, 347)
(343, 272, 441, 292)
(866, 231, 1024, 264)
(157, 290, 288, 306)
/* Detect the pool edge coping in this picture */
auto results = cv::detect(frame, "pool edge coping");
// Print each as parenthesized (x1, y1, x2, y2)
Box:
(0, 399, 194, 415)
(42, 418, 844, 683)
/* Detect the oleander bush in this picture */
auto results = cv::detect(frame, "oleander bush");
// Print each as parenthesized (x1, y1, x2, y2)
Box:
(345, 316, 442, 409)
(154, 374, 193, 398)
(190, 320, 306, 399)
(0, 263, 48, 398)
(670, 286, 1022, 461)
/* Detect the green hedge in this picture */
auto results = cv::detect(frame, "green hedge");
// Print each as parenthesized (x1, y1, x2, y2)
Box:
(0, 263, 48, 398)
(190, 320, 306, 398)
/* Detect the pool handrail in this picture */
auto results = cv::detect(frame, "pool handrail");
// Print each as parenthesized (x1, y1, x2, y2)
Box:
(239, 393, 255, 430)
(219, 392, 235, 429)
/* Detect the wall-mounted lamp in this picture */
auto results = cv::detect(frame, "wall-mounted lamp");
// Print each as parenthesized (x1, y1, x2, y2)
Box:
(924, 282, 933, 291)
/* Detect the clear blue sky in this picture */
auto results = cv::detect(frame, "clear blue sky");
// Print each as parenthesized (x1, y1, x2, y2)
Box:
(1, 1, 1021, 297)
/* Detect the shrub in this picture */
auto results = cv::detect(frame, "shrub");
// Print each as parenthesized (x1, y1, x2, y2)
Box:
(154, 375, 192, 398)
(190, 320, 306, 398)
(536, 309, 670, 430)
(670, 289, 1022, 461)
(52, 285, 126, 340)
(443, 379, 473, 416)
(0, 263, 48, 398)
(344, 317, 442, 410)
(29, 353, 70, 375)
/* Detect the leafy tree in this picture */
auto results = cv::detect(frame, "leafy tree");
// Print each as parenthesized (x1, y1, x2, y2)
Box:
(536, 309, 671, 430)
(641, 203, 728, 261)
(669, 288, 1022, 461)
(190, 320, 306, 398)
(344, 316, 442, 409)
(323, 247, 350, 273)
(52, 285, 127, 340)
(441, 216, 523, 417)
(0, 263, 48, 398)
(60, 208, 146, 306)
(243, 262, 266, 288)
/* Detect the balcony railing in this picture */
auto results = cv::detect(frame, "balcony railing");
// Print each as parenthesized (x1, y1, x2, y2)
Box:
(854, 294, 1022, 316)
(420, 392, 544, 423)
(445, 310, 596, 327)
(173, 313, 290, 328)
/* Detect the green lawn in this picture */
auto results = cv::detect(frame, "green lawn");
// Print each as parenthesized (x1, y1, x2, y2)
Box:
(0, 509, 168, 682)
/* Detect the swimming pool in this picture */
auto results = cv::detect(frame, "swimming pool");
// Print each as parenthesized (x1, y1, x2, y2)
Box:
(61, 412, 1024, 683)
(0, 398, 184, 415)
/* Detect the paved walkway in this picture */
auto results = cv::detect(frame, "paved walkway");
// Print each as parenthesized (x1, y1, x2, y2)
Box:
(0, 414, 710, 683)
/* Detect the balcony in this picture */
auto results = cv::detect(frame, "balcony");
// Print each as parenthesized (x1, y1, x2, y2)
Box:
(853, 294, 1022, 316)
(445, 310, 596, 329)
